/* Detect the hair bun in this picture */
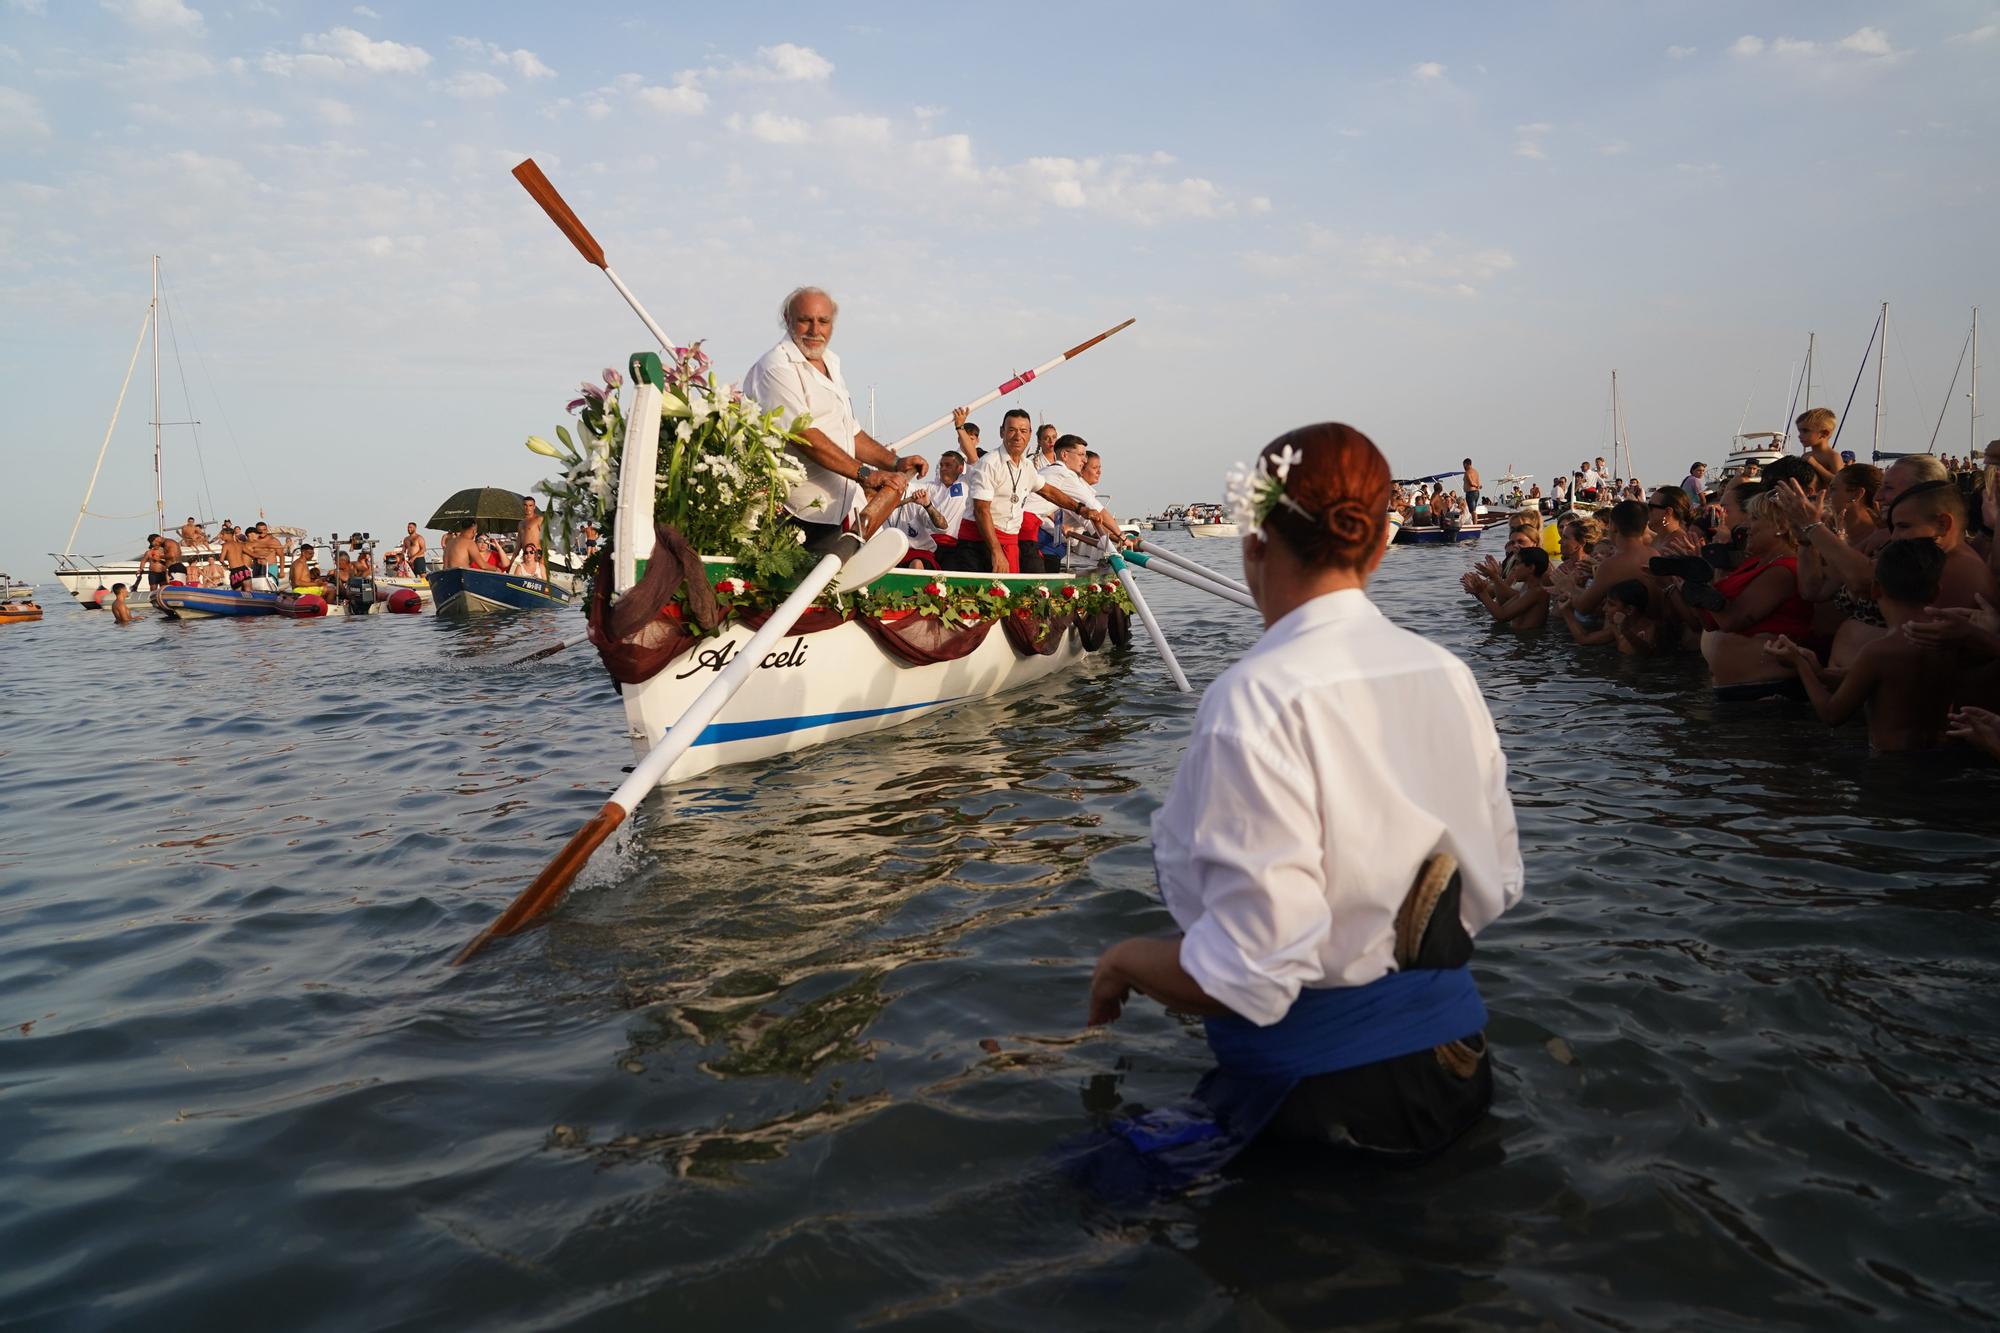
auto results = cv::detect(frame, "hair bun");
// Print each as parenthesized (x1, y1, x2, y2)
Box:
(1322, 498, 1376, 549)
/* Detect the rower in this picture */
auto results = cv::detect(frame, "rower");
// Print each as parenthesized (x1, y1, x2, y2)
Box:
(1038, 435, 1119, 570)
(1086, 421, 1523, 1170)
(893, 450, 967, 570)
(942, 409, 1118, 574)
(742, 286, 926, 553)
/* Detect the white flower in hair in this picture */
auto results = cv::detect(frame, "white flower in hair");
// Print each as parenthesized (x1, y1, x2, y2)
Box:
(1223, 451, 1291, 529)
(1269, 444, 1303, 484)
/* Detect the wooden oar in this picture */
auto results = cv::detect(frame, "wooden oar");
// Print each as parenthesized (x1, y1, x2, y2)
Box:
(512, 158, 679, 356)
(452, 528, 909, 964)
(1106, 551, 1190, 693)
(883, 319, 1136, 452)
(507, 638, 571, 666)
(1135, 539, 1251, 596)
(1124, 550, 1257, 611)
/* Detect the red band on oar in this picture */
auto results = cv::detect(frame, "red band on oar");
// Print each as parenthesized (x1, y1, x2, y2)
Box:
(996, 374, 1026, 394)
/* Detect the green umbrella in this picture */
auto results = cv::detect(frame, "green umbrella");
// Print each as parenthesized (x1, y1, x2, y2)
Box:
(426, 487, 532, 534)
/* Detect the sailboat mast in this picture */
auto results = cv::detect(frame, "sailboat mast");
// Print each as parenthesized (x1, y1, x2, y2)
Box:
(1872, 300, 1887, 458)
(1972, 307, 1981, 456)
(151, 255, 164, 535)
(1805, 332, 1815, 409)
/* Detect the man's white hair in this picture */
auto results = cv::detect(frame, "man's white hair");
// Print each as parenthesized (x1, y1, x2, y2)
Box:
(781, 286, 838, 329)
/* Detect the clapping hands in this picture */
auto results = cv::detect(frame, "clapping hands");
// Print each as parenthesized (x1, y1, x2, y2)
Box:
(1947, 705, 2000, 760)
(1761, 634, 1821, 671)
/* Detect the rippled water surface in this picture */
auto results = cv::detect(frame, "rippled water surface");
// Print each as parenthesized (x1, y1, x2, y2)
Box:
(4, 535, 1998, 1331)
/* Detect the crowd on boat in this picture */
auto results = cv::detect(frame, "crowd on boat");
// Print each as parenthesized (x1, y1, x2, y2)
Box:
(1457, 408, 2000, 756)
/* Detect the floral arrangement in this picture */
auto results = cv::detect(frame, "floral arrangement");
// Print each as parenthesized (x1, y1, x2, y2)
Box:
(527, 346, 814, 588)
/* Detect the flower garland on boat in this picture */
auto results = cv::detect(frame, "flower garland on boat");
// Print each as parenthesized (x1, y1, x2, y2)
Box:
(527, 347, 814, 588)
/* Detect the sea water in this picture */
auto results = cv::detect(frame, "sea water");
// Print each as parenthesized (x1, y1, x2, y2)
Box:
(2, 533, 1996, 1330)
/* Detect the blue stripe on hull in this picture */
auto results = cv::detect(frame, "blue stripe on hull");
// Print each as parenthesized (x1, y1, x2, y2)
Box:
(691, 695, 971, 747)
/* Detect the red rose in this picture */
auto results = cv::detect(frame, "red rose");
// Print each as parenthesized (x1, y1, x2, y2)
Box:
(922, 581, 943, 596)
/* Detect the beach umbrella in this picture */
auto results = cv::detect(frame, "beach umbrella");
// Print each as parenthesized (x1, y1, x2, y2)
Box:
(426, 487, 530, 533)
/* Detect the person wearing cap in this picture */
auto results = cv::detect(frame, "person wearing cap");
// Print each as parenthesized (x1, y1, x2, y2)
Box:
(1084, 422, 1522, 1181)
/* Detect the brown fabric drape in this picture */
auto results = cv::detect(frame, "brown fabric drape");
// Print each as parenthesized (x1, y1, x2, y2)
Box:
(587, 524, 716, 686)
(1004, 609, 1074, 656)
(856, 612, 996, 665)
(1077, 611, 1108, 651)
(1108, 606, 1132, 647)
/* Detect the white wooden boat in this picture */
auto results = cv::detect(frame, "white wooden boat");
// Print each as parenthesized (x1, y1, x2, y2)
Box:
(600, 373, 1128, 782)
(1185, 521, 1240, 538)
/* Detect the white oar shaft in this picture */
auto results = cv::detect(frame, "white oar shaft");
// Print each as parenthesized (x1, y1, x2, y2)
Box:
(1109, 554, 1190, 693)
(1131, 553, 1257, 610)
(882, 317, 1134, 453)
(884, 350, 1068, 453)
(1137, 539, 1251, 596)
(602, 265, 677, 357)
(606, 551, 841, 813)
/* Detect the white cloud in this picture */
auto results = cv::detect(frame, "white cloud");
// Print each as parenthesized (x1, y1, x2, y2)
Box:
(636, 81, 707, 114)
(101, 0, 203, 30)
(823, 113, 890, 146)
(736, 109, 811, 144)
(1246, 227, 1516, 297)
(0, 84, 50, 137)
(1665, 44, 1697, 59)
(1599, 140, 1630, 155)
(451, 37, 556, 80)
(1837, 26, 1894, 56)
(8, 0, 49, 14)
(314, 97, 353, 125)
(1514, 140, 1546, 160)
(1338, 128, 1363, 138)
(353, 4, 379, 16)
(1731, 26, 1905, 65)
(288, 26, 428, 74)
(1515, 121, 1552, 134)
(1513, 122, 1551, 161)
(1412, 60, 1447, 80)
(756, 42, 833, 82)
(912, 103, 945, 130)
(446, 70, 507, 99)
(1949, 22, 1998, 43)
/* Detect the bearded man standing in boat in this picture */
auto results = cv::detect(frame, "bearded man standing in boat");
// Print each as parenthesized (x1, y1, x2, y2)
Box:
(743, 287, 924, 554)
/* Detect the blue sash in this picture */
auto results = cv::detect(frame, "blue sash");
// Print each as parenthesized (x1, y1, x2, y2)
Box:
(1061, 968, 1485, 1199)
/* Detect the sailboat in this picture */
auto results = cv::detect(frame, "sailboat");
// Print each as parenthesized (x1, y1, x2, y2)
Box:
(51, 258, 287, 609)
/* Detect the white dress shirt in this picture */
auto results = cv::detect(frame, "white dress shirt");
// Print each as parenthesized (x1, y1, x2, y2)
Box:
(962, 449, 1041, 538)
(1152, 589, 1523, 1027)
(893, 477, 966, 552)
(741, 338, 864, 525)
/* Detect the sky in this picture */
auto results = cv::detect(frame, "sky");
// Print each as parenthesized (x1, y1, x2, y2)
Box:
(1, 1, 1995, 575)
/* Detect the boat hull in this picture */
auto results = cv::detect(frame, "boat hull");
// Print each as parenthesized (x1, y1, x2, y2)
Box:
(151, 585, 287, 619)
(620, 610, 1091, 781)
(1393, 522, 1486, 546)
(425, 568, 572, 615)
(1185, 522, 1240, 538)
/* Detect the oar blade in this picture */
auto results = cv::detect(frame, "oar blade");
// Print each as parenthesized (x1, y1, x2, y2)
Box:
(452, 802, 627, 965)
(513, 158, 608, 269)
(1062, 317, 1135, 361)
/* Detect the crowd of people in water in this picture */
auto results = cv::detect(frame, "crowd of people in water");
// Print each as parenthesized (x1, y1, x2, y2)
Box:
(1456, 409, 2000, 757)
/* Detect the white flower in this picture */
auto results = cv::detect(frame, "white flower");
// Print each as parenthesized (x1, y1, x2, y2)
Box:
(1269, 444, 1303, 484)
(794, 528, 807, 544)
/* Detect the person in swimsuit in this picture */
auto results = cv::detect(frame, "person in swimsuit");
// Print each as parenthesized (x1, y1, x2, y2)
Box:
(1765, 539, 1969, 750)
(111, 583, 133, 624)
(401, 522, 428, 576)
(1678, 491, 1813, 689)
(1463, 546, 1551, 632)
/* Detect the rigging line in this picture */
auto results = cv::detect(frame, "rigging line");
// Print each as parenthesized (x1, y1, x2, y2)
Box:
(1926, 325, 1973, 452)
(160, 264, 263, 515)
(1781, 349, 1808, 449)
(1895, 328, 1930, 455)
(156, 276, 218, 522)
(1829, 309, 1882, 455)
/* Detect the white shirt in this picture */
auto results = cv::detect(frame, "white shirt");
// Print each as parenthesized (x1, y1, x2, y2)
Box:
(1152, 589, 1523, 1027)
(963, 448, 1041, 537)
(1022, 448, 1063, 520)
(741, 338, 864, 524)
(1038, 460, 1101, 547)
(1580, 468, 1600, 490)
(892, 477, 966, 552)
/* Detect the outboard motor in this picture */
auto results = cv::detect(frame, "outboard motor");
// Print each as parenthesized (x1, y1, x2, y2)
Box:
(343, 578, 382, 617)
(1438, 515, 1462, 541)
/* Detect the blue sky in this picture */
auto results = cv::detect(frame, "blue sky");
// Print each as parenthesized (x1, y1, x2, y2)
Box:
(1, 1, 1994, 573)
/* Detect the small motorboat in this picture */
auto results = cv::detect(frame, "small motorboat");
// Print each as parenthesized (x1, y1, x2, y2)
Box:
(0, 601, 44, 624)
(151, 584, 288, 619)
(1392, 518, 1486, 546)
(1186, 521, 1241, 539)
(425, 567, 572, 615)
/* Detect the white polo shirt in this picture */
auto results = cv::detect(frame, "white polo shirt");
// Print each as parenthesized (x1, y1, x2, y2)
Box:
(960, 449, 1041, 539)
(1153, 589, 1524, 1026)
(741, 337, 864, 525)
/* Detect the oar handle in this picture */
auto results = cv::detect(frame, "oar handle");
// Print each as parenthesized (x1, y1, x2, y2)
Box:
(513, 159, 606, 268)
